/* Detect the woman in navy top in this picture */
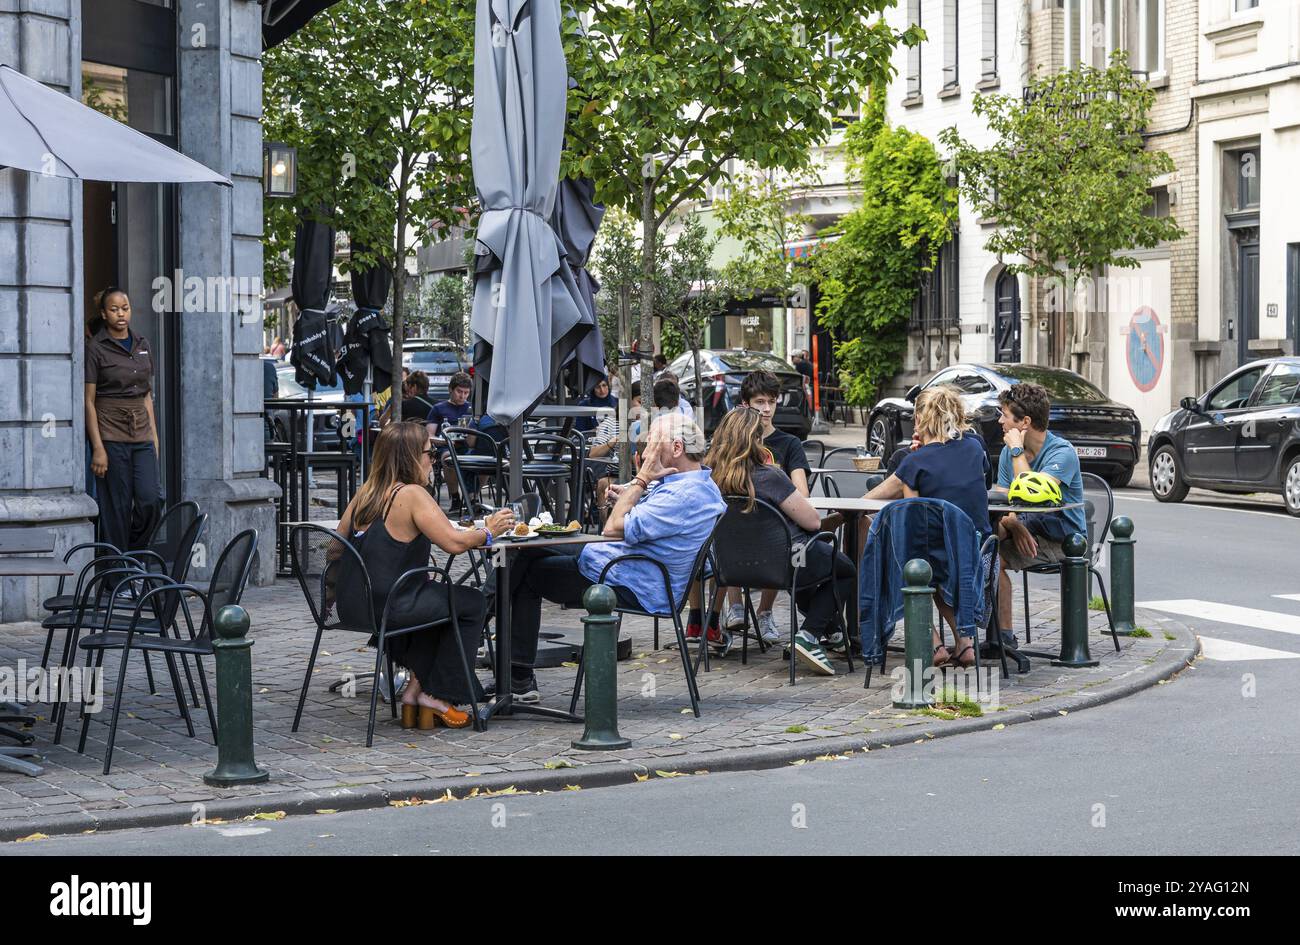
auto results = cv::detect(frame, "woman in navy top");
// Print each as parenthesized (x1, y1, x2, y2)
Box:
(891, 385, 991, 666)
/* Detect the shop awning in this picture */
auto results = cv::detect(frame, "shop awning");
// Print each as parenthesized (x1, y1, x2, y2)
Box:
(262, 0, 346, 49)
(0, 65, 229, 185)
(783, 235, 840, 260)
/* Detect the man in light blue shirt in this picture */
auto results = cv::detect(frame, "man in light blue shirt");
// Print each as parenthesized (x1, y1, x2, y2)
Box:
(491, 415, 724, 705)
(995, 382, 1087, 635)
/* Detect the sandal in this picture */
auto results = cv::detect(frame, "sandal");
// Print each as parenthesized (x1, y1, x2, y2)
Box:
(418, 703, 472, 730)
(948, 645, 976, 668)
(932, 643, 950, 667)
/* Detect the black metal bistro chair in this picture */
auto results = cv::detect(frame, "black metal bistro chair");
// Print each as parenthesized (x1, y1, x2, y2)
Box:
(710, 496, 851, 684)
(1019, 472, 1120, 652)
(567, 515, 723, 719)
(73, 529, 259, 774)
(443, 425, 505, 511)
(42, 511, 208, 722)
(288, 523, 483, 747)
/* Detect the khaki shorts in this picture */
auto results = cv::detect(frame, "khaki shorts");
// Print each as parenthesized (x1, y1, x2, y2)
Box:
(999, 535, 1068, 571)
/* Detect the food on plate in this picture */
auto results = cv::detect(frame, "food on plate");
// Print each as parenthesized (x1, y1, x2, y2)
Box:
(513, 522, 531, 537)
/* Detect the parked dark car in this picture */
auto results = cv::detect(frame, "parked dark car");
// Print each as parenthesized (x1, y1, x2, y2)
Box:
(667, 349, 813, 440)
(263, 359, 352, 450)
(867, 363, 1142, 487)
(403, 339, 466, 402)
(1147, 356, 1300, 516)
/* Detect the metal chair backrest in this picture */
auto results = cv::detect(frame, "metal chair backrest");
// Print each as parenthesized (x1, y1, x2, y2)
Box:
(803, 440, 827, 468)
(822, 446, 860, 467)
(1080, 472, 1114, 564)
(289, 523, 377, 636)
(151, 512, 208, 628)
(711, 495, 796, 591)
(144, 501, 201, 568)
(207, 529, 259, 617)
(521, 432, 582, 521)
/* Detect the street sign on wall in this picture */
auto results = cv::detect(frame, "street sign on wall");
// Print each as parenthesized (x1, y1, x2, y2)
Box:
(1107, 258, 1171, 438)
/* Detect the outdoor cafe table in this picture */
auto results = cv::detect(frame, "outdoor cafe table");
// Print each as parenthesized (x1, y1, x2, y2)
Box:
(809, 497, 891, 647)
(0, 557, 70, 776)
(480, 531, 617, 727)
(528, 404, 615, 438)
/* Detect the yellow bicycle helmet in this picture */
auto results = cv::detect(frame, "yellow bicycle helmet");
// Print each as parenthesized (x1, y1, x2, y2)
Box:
(1007, 471, 1063, 507)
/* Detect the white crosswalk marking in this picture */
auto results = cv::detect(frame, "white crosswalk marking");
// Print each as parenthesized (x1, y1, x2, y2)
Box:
(1138, 600, 1300, 637)
(1273, 594, 1300, 602)
(1198, 637, 1300, 662)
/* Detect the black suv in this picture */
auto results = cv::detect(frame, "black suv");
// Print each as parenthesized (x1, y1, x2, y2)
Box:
(1147, 357, 1300, 516)
(667, 349, 813, 439)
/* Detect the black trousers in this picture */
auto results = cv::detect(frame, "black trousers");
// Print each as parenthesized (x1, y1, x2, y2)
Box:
(500, 547, 642, 681)
(792, 540, 856, 637)
(96, 441, 161, 562)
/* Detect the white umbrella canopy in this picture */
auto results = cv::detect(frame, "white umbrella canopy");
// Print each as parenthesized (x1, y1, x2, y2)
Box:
(469, 0, 590, 425)
(0, 64, 229, 185)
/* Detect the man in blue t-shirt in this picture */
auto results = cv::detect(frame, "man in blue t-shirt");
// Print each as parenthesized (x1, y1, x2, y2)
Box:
(426, 371, 473, 512)
(994, 382, 1087, 634)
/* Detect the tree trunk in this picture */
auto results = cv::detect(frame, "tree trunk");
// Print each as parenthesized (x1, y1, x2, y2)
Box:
(618, 283, 633, 482)
(640, 179, 656, 380)
(389, 165, 410, 424)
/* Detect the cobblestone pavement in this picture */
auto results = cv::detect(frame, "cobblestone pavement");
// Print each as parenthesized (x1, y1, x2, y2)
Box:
(0, 572, 1188, 838)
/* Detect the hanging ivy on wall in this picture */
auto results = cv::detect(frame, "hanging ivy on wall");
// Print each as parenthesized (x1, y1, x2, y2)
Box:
(812, 85, 957, 406)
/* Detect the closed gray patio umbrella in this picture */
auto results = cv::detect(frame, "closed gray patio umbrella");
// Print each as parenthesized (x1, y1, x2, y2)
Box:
(0, 64, 229, 185)
(469, 0, 594, 500)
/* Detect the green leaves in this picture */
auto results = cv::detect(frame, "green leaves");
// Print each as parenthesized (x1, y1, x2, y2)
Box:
(940, 51, 1185, 279)
(812, 86, 957, 406)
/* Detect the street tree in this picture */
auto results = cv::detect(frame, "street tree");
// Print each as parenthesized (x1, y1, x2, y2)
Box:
(713, 166, 815, 306)
(564, 1, 915, 381)
(813, 86, 957, 406)
(938, 53, 1185, 354)
(262, 0, 475, 408)
(659, 214, 730, 409)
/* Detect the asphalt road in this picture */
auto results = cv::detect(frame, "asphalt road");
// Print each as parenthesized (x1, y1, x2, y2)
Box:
(7, 479, 1297, 855)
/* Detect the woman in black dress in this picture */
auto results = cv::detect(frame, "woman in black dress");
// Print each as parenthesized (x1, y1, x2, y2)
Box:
(333, 421, 515, 729)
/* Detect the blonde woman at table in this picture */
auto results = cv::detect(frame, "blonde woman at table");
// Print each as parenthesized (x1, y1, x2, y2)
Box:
(708, 408, 856, 676)
(331, 421, 515, 730)
(860, 385, 991, 666)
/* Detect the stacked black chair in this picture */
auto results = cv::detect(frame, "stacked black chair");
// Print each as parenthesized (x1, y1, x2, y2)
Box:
(73, 529, 259, 774)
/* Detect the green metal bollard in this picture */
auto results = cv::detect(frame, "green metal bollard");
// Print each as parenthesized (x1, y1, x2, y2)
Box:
(1109, 516, 1137, 635)
(203, 605, 270, 786)
(1053, 534, 1099, 668)
(572, 585, 631, 751)
(893, 559, 935, 709)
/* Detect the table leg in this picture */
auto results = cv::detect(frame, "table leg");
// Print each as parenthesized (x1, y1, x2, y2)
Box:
(476, 549, 582, 726)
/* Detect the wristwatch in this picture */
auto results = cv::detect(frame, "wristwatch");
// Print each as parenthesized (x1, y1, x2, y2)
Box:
(1009, 445, 1025, 458)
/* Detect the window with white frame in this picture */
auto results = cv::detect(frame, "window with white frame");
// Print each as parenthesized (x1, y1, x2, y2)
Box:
(981, 0, 997, 81)
(906, 0, 922, 99)
(1125, 0, 1164, 77)
(942, 0, 959, 90)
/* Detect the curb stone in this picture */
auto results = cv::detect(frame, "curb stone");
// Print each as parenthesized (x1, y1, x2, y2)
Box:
(1, 612, 1198, 843)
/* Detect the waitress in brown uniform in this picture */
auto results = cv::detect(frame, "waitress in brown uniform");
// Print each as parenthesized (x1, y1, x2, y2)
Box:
(85, 287, 161, 555)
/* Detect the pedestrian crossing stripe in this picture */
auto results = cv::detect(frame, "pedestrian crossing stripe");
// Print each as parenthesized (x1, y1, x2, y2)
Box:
(1197, 637, 1300, 662)
(1138, 599, 1300, 637)
(1273, 594, 1300, 602)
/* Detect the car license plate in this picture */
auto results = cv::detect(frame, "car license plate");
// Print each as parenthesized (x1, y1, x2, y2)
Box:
(1074, 446, 1106, 458)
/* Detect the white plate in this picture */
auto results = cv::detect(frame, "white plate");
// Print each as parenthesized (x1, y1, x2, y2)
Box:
(1074, 446, 1107, 458)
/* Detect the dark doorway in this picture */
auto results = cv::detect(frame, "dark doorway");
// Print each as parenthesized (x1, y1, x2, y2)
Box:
(1287, 243, 1299, 351)
(80, 0, 181, 503)
(1238, 240, 1260, 365)
(994, 269, 1021, 362)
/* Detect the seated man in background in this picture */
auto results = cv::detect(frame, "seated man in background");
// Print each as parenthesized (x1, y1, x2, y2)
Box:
(490, 415, 724, 704)
(994, 382, 1086, 636)
(425, 371, 474, 513)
